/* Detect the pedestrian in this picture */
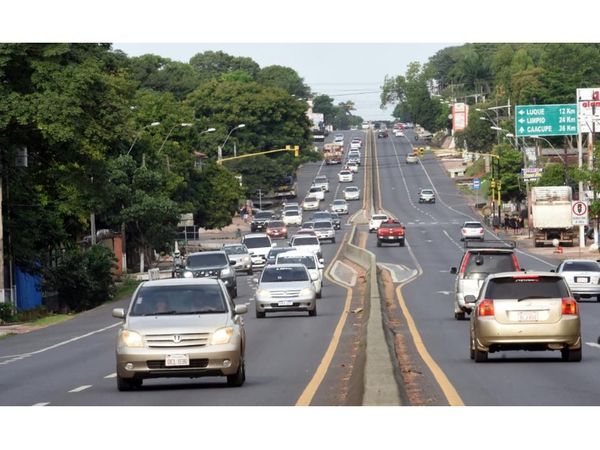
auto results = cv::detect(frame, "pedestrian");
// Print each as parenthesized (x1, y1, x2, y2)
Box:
(241, 206, 249, 223)
(503, 214, 510, 232)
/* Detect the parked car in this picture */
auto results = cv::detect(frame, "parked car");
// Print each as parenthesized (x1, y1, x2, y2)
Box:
(555, 259, 600, 301)
(461, 221, 485, 241)
(255, 264, 317, 318)
(222, 243, 253, 275)
(343, 186, 361, 201)
(467, 272, 581, 362)
(450, 240, 520, 320)
(369, 213, 389, 233)
(331, 199, 349, 214)
(276, 250, 325, 298)
(242, 233, 276, 270)
(112, 278, 247, 390)
(179, 251, 237, 298)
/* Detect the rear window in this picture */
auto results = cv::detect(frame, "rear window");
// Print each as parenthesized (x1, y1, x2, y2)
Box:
(186, 253, 228, 267)
(381, 223, 402, 229)
(262, 266, 309, 282)
(315, 176, 327, 182)
(333, 200, 346, 205)
(561, 261, 600, 272)
(255, 212, 273, 220)
(314, 221, 332, 228)
(293, 237, 319, 246)
(372, 215, 387, 221)
(243, 237, 271, 248)
(268, 221, 285, 228)
(277, 256, 316, 269)
(463, 223, 482, 228)
(463, 252, 517, 278)
(485, 276, 569, 299)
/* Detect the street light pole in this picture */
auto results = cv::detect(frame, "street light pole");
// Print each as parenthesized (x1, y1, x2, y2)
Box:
(218, 124, 245, 161)
(127, 121, 161, 155)
(157, 123, 193, 154)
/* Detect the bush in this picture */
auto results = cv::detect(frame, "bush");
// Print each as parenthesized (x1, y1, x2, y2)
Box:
(0, 302, 15, 323)
(42, 246, 117, 312)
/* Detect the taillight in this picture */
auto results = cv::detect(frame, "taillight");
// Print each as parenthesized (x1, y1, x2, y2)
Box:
(478, 299, 495, 317)
(479, 228, 484, 234)
(511, 254, 521, 270)
(561, 298, 578, 315)
(458, 254, 470, 275)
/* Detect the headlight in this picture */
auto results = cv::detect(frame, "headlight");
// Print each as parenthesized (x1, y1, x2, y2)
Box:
(119, 329, 144, 348)
(243, 256, 251, 263)
(300, 287, 315, 297)
(256, 288, 272, 299)
(210, 327, 234, 345)
(183, 271, 194, 278)
(221, 267, 233, 277)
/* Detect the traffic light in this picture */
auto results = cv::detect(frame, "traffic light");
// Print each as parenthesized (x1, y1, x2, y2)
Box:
(294, 146, 299, 158)
(490, 179, 496, 189)
(418, 147, 424, 156)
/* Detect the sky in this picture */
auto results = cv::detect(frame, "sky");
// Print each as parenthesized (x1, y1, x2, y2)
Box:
(113, 42, 455, 121)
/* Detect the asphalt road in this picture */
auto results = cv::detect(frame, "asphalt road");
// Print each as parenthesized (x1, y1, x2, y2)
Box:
(370, 130, 600, 406)
(0, 131, 366, 406)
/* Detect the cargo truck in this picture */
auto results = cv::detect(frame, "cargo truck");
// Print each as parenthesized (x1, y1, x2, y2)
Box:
(531, 186, 575, 247)
(323, 143, 343, 165)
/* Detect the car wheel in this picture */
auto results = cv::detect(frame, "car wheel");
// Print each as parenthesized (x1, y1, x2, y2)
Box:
(231, 287, 238, 299)
(399, 240, 405, 247)
(470, 345, 475, 360)
(561, 347, 582, 362)
(309, 303, 317, 317)
(454, 312, 466, 320)
(227, 361, 246, 387)
(255, 308, 266, 319)
(376, 240, 381, 247)
(247, 268, 253, 275)
(331, 237, 336, 244)
(317, 289, 322, 299)
(474, 347, 488, 362)
(117, 375, 141, 391)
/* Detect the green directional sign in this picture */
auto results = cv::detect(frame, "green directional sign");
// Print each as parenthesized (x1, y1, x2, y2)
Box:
(515, 104, 578, 137)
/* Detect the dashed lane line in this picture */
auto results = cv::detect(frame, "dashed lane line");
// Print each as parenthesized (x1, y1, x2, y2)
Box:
(68, 385, 92, 393)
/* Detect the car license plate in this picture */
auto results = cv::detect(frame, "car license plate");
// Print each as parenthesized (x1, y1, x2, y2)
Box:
(387, 236, 394, 240)
(278, 301, 293, 306)
(165, 354, 189, 367)
(517, 311, 539, 322)
(575, 277, 590, 283)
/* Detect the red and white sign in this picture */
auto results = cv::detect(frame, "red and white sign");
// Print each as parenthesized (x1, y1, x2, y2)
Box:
(571, 200, 589, 226)
(577, 88, 600, 133)
(452, 103, 469, 132)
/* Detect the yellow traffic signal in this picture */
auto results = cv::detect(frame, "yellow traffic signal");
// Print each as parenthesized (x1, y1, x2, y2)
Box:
(285, 145, 291, 150)
(418, 147, 424, 156)
(294, 146, 299, 157)
(490, 179, 496, 189)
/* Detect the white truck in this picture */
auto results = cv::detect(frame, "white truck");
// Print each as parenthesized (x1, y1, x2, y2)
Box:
(309, 112, 325, 142)
(531, 186, 576, 247)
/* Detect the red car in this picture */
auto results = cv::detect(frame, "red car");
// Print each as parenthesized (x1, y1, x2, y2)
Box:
(265, 220, 288, 239)
(376, 218, 405, 247)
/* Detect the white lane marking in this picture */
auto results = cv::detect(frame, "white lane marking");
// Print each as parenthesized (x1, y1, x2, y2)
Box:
(436, 291, 452, 295)
(585, 342, 600, 349)
(442, 230, 464, 251)
(32, 402, 50, 406)
(69, 385, 92, 393)
(104, 373, 117, 379)
(0, 322, 121, 366)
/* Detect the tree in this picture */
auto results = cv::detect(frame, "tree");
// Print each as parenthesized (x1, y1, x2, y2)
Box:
(189, 51, 260, 82)
(312, 94, 337, 126)
(257, 65, 310, 98)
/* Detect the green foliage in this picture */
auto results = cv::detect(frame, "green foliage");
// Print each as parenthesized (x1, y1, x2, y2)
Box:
(257, 65, 310, 98)
(194, 162, 243, 229)
(189, 51, 260, 82)
(0, 303, 15, 323)
(41, 246, 116, 312)
(496, 144, 524, 201)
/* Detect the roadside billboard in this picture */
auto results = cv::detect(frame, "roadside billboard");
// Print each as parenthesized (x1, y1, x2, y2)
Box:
(576, 88, 600, 133)
(452, 103, 468, 132)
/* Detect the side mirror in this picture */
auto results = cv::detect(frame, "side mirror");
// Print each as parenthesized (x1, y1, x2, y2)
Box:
(450, 267, 457, 274)
(112, 308, 125, 319)
(521, 268, 526, 272)
(550, 269, 555, 273)
(230, 261, 236, 266)
(310, 272, 319, 281)
(271, 243, 277, 248)
(464, 295, 477, 305)
(234, 304, 248, 315)
(319, 258, 324, 265)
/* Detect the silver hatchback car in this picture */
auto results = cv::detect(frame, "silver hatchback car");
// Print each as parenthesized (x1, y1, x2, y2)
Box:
(255, 264, 317, 318)
(112, 278, 247, 391)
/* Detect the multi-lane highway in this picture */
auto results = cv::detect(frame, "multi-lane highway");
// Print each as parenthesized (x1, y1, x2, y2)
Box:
(2, 128, 600, 407)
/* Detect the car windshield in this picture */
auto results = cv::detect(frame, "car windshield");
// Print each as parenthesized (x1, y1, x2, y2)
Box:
(244, 237, 271, 248)
(186, 253, 228, 267)
(261, 266, 309, 282)
(464, 252, 516, 278)
(255, 212, 273, 220)
(314, 221, 332, 229)
(309, 187, 321, 193)
(130, 285, 227, 316)
(315, 176, 327, 182)
(421, 190, 434, 195)
(464, 223, 483, 228)
(277, 255, 316, 269)
(485, 276, 569, 299)
(268, 221, 285, 228)
(223, 245, 246, 255)
(561, 261, 600, 271)
(293, 237, 319, 246)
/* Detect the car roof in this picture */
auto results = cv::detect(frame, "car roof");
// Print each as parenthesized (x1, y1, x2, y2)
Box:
(243, 233, 270, 239)
(276, 250, 317, 259)
(486, 271, 561, 280)
(142, 278, 221, 287)
(188, 250, 225, 256)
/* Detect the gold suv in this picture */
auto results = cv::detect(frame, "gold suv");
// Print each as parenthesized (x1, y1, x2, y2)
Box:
(112, 278, 247, 391)
(467, 272, 581, 362)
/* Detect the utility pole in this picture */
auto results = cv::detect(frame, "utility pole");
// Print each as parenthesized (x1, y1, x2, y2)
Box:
(0, 165, 4, 302)
(578, 131, 585, 248)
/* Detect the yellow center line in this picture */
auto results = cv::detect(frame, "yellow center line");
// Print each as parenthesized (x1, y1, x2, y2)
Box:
(295, 230, 353, 406)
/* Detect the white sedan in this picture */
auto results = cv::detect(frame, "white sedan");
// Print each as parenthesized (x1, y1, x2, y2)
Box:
(330, 199, 349, 215)
(346, 161, 359, 173)
(282, 209, 303, 226)
(369, 213, 389, 232)
(460, 221, 485, 241)
(302, 195, 320, 211)
(343, 186, 361, 201)
(338, 170, 353, 182)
